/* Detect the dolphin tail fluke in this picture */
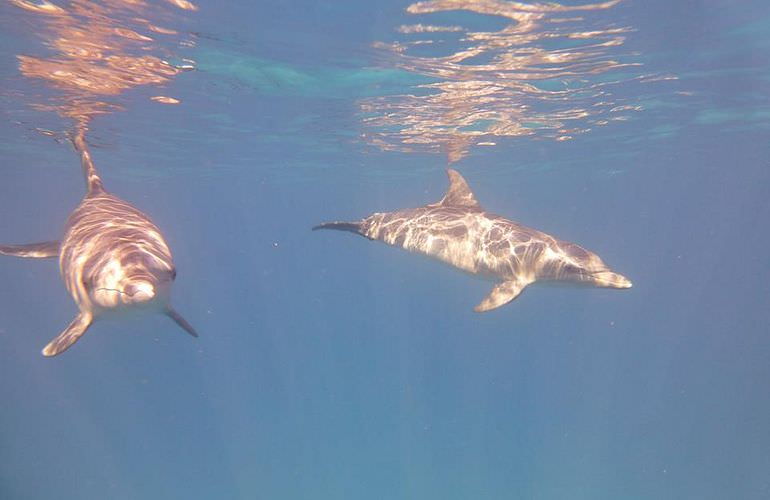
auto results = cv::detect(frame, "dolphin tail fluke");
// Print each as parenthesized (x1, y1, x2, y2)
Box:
(474, 280, 527, 312)
(312, 221, 363, 235)
(43, 312, 93, 356)
(0, 241, 60, 258)
(165, 307, 199, 338)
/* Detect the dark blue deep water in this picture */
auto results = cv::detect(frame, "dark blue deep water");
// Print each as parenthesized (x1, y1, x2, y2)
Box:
(1, 1, 769, 498)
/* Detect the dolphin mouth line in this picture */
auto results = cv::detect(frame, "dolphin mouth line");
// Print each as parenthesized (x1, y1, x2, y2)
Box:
(96, 287, 126, 295)
(587, 269, 632, 288)
(96, 285, 159, 299)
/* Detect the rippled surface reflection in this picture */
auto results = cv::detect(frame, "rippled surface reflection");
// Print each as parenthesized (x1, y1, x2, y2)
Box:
(8, 0, 196, 130)
(361, 0, 657, 163)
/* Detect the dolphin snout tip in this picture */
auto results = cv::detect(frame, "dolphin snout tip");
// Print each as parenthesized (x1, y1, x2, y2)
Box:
(126, 282, 155, 302)
(593, 271, 632, 289)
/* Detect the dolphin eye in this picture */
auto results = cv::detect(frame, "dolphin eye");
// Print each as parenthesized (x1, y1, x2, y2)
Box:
(170, 268, 177, 280)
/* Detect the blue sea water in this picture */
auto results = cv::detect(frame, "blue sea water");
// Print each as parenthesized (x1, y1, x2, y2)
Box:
(1, 0, 769, 498)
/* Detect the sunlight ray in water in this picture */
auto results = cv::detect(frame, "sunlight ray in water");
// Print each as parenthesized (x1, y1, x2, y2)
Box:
(360, 0, 661, 163)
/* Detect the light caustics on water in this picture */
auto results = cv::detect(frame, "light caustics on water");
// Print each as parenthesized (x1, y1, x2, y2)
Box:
(7, 0, 197, 137)
(360, 0, 651, 163)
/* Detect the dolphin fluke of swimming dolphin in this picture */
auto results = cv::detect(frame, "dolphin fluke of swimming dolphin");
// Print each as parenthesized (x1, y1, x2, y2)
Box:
(0, 130, 197, 356)
(314, 168, 631, 311)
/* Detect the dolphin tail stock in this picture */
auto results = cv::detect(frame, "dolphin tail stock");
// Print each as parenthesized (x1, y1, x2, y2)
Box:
(312, 221, 364, 235)
(42, 312, 93, 357)
(70, 125, 105, 195)
(0, 241, 60, 258)
(165, 307, 199, 338)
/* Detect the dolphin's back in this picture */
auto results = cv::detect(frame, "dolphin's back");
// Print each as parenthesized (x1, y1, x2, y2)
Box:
(362, 206, 548, 280)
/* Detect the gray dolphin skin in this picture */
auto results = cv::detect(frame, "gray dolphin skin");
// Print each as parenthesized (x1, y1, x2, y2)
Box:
(314, 169, 631, 312)
(0, 131, 197, 356)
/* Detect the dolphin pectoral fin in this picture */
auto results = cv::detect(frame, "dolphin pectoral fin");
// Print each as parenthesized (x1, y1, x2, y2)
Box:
(42, 312, 93, 357)
(0, 241, 60, 258)
(474, 280, 526, 312)
(165, 308, 198, 338)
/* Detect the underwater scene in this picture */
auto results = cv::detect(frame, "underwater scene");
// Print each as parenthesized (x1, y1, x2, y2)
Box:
(0, 0, 769, 498)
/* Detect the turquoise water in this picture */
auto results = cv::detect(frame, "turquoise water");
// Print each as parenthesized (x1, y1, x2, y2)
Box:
(1, 1, 769, 498)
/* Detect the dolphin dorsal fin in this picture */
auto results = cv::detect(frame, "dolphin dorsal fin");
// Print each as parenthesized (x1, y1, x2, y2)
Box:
(435, 168, 481, 208)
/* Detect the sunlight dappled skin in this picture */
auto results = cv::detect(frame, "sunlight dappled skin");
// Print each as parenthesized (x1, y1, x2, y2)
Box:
(315, 169, 631, 312)
(0, 0, 199, 355)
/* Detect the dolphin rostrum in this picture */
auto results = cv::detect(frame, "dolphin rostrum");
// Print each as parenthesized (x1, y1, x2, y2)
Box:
(0, 130, 197, 356)
(314, 169, 631, 311)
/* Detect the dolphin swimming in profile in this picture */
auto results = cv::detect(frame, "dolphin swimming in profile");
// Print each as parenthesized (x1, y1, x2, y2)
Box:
(0, 131, 197, 356)
(314, 169, 631, 312)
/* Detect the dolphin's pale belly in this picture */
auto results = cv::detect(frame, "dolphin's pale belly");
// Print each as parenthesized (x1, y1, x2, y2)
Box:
(59, 193, 174, 312)
(363, 207, 550, 281)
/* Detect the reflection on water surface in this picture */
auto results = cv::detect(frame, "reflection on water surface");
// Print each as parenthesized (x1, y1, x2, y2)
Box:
(361, 0, 658, 163)
(9, 0, 196, 132)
